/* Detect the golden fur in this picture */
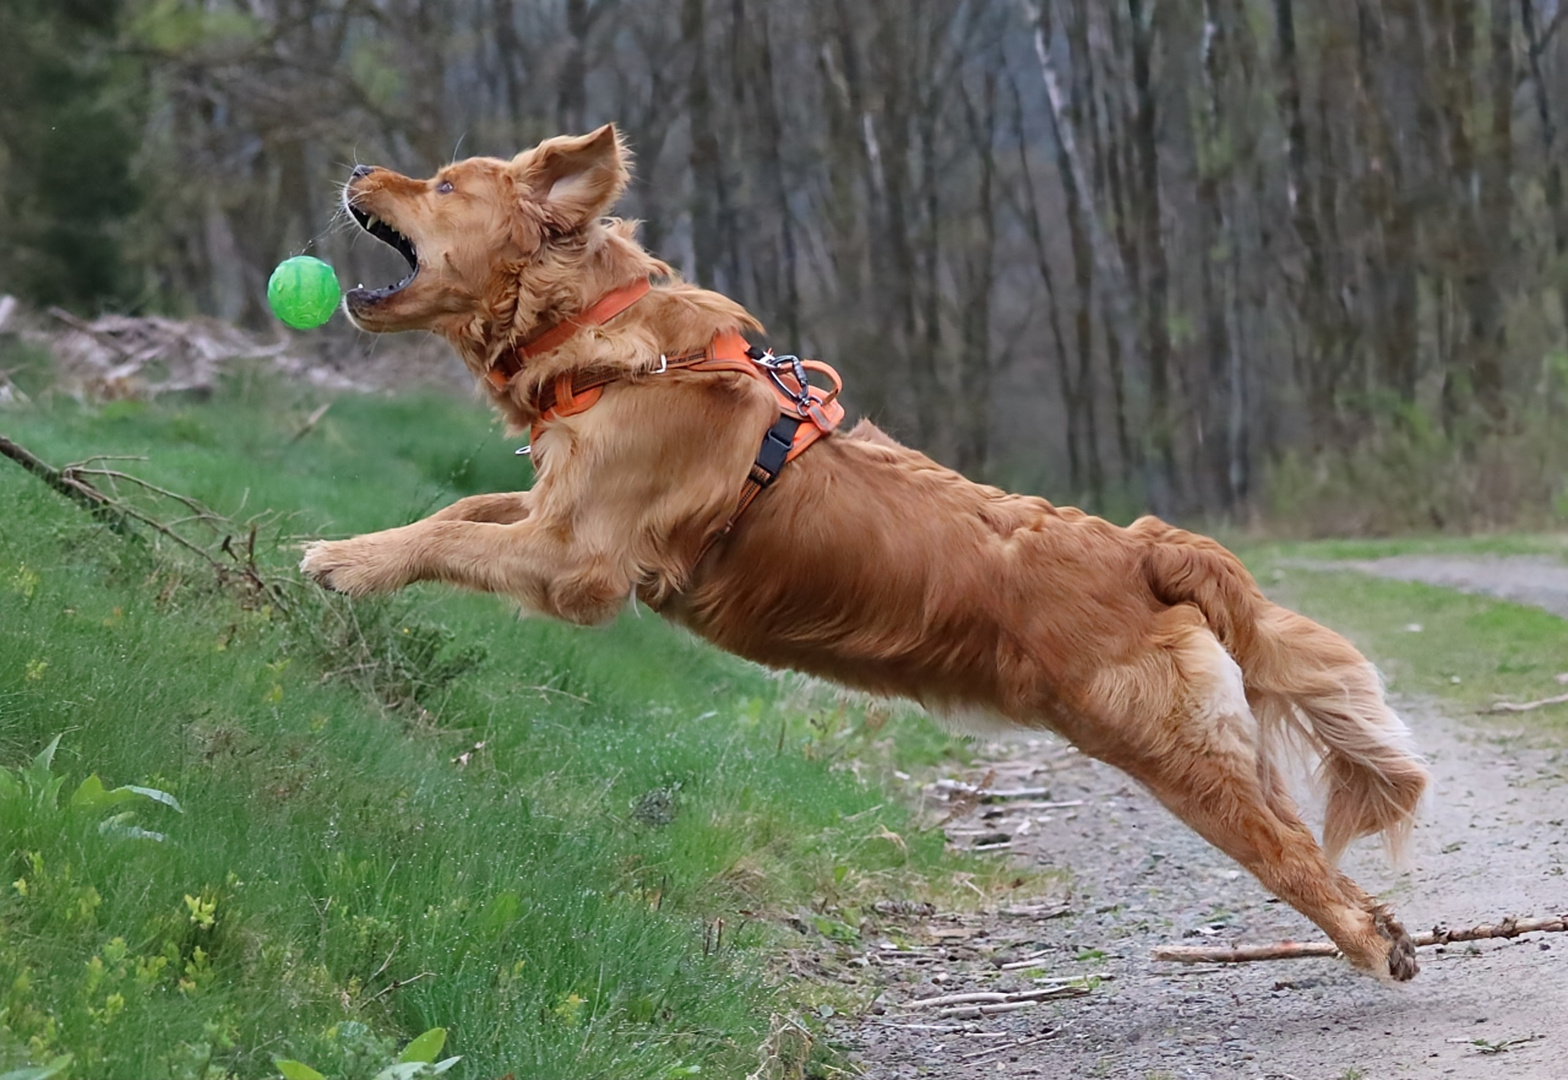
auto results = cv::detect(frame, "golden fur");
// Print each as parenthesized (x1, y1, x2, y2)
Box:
(302, 125, 1430, 981)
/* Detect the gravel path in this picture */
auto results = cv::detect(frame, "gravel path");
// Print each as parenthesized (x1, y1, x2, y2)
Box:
(843, 558, 1567, 1079)
(1306, 554, 1568, 619)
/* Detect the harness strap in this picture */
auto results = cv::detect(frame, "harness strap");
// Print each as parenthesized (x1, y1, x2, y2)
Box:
(493, 278, 846, 575)
(486, 277, 652, 391)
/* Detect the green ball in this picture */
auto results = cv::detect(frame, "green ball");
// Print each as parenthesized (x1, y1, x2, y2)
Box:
(267, 256, 341, 329)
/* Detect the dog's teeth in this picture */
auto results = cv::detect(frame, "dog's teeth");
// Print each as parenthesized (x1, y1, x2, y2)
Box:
(367, 215, 380, 229)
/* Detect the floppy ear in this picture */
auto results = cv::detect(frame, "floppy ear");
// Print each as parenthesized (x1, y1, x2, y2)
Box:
(515, 124, 629, 232)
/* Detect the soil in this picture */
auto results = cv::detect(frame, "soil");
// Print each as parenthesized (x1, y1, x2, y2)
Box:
(839, 558, 1568, 1079)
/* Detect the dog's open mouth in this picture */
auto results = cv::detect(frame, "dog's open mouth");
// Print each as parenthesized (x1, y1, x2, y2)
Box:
(347, 203, 419, 299)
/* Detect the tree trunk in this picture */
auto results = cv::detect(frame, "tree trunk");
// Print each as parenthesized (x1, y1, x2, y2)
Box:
(1027, 0, 1141, 495)
(1521, 0, 1567, 256)
(956, 71, 999, 476)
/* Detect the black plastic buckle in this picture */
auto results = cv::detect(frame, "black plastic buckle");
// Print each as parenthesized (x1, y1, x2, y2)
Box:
(753, 414, 801, 486)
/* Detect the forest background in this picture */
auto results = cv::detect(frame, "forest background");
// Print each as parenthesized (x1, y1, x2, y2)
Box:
(3, 0, 1566, 532)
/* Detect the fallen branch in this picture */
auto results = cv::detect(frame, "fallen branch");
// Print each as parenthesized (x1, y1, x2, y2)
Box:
(1487, 693, 1568, 714)
(0, 433, 289, 610)
(1153, 914, 1568, 965)
(933, 986, 1088, 1019)
(904, 981, 1093, 1015)
(932, 778, 1080, 803)
(1, 434, 129, 526)
(962, 1030, 1059, 1064)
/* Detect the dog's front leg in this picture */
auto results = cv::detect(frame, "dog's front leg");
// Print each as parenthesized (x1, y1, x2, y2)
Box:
(299, 492, 533, 595)
(425, 491, 535, 524)
(300, 516, 629, 624)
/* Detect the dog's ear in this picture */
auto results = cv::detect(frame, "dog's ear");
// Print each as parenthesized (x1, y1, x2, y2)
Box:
(514, 124, 629, 233)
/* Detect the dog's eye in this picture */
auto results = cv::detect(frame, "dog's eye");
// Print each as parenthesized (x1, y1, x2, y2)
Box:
(436, 180, 455, 195)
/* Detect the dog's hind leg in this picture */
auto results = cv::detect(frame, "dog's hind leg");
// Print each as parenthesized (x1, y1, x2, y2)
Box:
(1084, 611, 1417, 981)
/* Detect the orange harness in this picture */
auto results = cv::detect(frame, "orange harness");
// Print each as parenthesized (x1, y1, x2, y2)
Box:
(487, 277, 846, 557)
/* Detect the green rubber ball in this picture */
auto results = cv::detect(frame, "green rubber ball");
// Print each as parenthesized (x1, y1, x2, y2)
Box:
(267, 256, 341, 329)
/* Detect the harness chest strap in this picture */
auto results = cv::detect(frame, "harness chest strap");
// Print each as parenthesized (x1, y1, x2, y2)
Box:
(488, 280, 845, 560)
(486, 276, 652, 392)
(524, 331, 845, 551)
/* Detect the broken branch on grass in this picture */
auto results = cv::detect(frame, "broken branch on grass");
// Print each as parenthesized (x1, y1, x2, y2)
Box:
(1152, 913, 1568, 965)
(0, 433, 289, 610)
(1, 434, 130, 526)
(1487, 693, 1568, 714)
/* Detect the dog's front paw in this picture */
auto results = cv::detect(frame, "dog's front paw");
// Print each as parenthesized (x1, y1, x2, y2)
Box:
(299, 538, 408, 597)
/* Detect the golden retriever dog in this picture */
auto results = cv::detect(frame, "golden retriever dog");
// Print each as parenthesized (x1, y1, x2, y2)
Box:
(302, 125, 1428, 981)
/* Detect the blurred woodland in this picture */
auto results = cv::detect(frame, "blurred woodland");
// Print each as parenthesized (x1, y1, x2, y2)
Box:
(2, 0, 1566, 529)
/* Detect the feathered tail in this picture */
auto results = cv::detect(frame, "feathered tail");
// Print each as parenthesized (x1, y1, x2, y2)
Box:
(1135, 520, 1428, 863)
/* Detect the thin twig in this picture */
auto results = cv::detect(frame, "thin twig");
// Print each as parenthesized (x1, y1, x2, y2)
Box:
(963, 1030, 1059, 1064)
(524, 684, 594, 705)
(367, 970, 436, 1001)
(1153, 914, 1568, 965)
(936, 989, 1087, 1019)
(289, 402, 332, 444)
(905, 983, 1094, 1011)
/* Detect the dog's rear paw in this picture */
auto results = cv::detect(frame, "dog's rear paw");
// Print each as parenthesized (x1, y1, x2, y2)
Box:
(1373, 906, 1419, 982)
(1386, 933, 1419, 982)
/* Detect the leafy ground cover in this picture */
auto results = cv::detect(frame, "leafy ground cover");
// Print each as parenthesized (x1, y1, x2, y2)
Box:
(0, 373, 1001, 1080)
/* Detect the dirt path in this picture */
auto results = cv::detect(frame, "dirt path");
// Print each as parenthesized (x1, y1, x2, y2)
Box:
(843, 561, 1567, 1079)
(1296, 554, 1568, 619)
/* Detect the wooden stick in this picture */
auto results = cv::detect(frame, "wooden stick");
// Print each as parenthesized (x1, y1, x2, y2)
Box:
(1153, 914, 1568, 965)
(905, 982, 1093, 1010)
(1, 434, 129, 527)
(936, 987, 1088, 1019)
(289, 401, 332, 444)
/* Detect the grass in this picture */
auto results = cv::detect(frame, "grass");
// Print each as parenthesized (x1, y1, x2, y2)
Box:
(0, 370, 1000, 1079)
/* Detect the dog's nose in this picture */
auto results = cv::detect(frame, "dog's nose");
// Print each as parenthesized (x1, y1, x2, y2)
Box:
(351, 164, 377, 180)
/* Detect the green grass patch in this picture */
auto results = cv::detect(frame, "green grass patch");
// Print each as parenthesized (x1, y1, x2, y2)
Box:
(0, 374, 1009, 1079)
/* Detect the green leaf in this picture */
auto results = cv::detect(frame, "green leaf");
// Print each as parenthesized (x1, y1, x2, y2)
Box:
(369, 1064, 432, 1080)
(274, 1060, 327, 1080)
(0, 1055, 74, 1080)
(97, 812, 168, 842)
(71, 775, 182, 816)
(70, 774, 130, 811)
(31, 734, 62, 774)
(397, 1028, 447, 1064)
(123, 784, 183, 811)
